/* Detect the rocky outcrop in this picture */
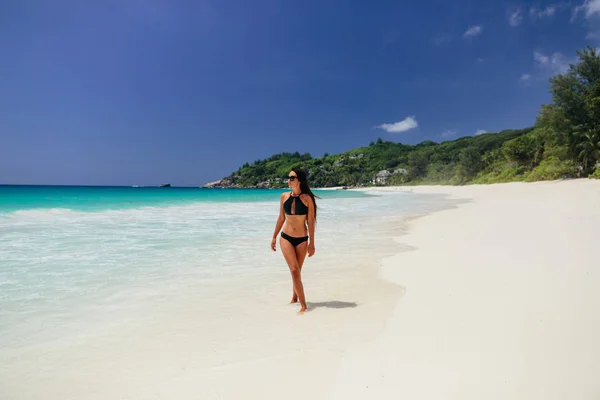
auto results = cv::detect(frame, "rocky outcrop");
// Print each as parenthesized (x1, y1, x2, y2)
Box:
(202, 177, 281, 189)
(255, 181, 272, 189)
(372, 168, 409, 185)
(202, 178, 243, 188)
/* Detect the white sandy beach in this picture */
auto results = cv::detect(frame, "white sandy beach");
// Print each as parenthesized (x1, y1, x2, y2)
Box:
(332, 179, 600, 399)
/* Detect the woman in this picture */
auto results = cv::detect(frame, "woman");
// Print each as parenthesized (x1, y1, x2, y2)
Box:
(271, 168, 318, 314)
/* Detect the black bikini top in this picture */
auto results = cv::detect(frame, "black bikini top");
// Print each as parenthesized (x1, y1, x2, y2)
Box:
(283, 193, 309, 215)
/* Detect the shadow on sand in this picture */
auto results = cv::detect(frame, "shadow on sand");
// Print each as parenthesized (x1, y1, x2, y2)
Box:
(306, 300, 358, 309)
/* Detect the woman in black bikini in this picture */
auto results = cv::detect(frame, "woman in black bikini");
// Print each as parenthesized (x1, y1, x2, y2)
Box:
(271, 168, 318, 314)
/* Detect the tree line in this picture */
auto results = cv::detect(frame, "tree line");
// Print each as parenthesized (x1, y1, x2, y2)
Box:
(222, 46, 600, 188)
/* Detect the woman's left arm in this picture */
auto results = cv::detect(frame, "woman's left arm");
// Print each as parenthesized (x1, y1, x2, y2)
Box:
(305, 195, 316, 257)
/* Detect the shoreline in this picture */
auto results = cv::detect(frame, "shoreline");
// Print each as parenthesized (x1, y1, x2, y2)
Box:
(332, 179, 600, 399)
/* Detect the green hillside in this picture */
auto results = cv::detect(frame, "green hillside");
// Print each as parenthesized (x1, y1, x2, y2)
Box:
(208, 47, 600, 188)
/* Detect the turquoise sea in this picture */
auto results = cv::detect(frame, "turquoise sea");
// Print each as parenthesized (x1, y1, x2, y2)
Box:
(0, 185, 369, 213)
(0, 184, 455, 399)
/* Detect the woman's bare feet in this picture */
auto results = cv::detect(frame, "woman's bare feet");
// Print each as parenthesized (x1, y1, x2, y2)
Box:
(299, 304, 307, 313)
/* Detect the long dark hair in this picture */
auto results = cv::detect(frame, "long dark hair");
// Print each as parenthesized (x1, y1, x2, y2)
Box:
(292, 167, 319, 220)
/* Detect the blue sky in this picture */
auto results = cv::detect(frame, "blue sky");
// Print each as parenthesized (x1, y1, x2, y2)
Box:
(1, 0, 599, 186)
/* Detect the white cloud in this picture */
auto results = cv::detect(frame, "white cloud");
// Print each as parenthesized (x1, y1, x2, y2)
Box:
(573, 0, 600, 19)
(534, 50, 550, 64)
(510, 3, 565, 25)
(441, 130, 457, 138)
(572, 1, 600, 38)
(509, 8, 524, 26)
(526, 51, 574, 82)
(378, 116, 418, 133)
(474, 129, 488, 136)
(463, 25, 483, 38)
(530, 5, 557, 19)
(534, 50, 571, 75)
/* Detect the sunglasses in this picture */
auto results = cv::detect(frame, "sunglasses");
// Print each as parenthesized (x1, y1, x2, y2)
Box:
(287, 176, 297, 181)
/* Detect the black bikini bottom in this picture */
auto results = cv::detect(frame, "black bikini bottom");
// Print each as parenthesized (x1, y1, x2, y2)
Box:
(281, 232, 309, 247)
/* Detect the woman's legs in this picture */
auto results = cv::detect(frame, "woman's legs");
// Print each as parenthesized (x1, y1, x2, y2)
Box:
(290, 242, 308, 303)
(280, 236, 308, 313)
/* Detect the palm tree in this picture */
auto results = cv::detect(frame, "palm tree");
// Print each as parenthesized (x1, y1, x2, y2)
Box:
(577, 130, 600, 172)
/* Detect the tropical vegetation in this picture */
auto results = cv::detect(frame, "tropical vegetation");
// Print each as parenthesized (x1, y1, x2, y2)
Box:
(210, 47, 600, 188)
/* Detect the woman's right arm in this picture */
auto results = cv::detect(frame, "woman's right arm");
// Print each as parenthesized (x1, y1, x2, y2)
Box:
(271, 194, 286, 251)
